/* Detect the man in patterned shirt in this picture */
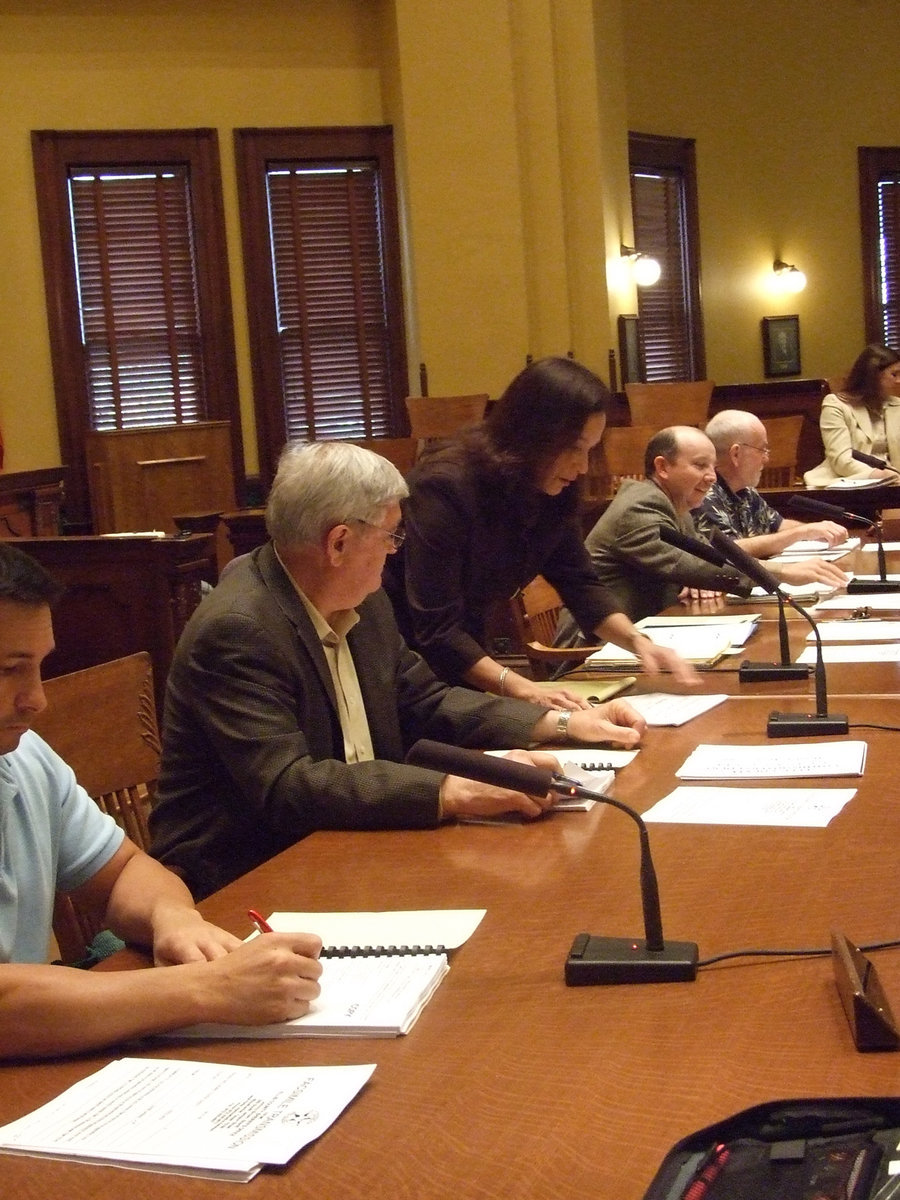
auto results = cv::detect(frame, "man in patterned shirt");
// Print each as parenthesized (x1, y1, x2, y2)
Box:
(695, 410, 850, 588)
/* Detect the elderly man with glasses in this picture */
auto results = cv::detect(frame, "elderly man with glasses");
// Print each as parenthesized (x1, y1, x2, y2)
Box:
(695, 410, 850, 587)
(150, 440, 645, 900)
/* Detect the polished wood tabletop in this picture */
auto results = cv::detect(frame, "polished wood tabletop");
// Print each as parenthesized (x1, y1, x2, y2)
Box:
(4, 692, 900, 1199)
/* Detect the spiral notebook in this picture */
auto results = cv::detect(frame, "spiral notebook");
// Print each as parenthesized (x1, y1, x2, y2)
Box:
(163, 910, 484, 1040)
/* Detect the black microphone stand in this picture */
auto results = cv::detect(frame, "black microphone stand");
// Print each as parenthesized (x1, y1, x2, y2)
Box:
(556, 778, 698, 985)
(788, 493, 899, 595)
(404, 739, 698, 984)
(708, 530, 848, 738)
(846, 513, 899, 593)
(738, 584, 811, 682)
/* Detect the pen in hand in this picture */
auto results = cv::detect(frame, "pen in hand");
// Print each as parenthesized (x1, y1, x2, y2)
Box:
(247, 908, 273, 934)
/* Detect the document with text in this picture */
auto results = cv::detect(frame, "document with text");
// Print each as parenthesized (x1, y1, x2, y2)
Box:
(675, 741, 867, 780)
(643, 786, 857, 827)
(0, 1057, 375, 1181)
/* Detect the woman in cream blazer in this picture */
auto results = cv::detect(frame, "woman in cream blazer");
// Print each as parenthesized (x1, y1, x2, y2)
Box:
(804, 344, 900, 485)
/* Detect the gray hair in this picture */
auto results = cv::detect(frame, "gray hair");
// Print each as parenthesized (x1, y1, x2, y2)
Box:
(266, 441, 409, 547)
(704, 409, 759, 453)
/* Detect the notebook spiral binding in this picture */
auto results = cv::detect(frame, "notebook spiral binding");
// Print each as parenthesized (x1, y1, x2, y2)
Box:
(320, 944, 447, 958)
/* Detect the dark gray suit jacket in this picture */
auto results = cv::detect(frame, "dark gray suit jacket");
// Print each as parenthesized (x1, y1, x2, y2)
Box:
(149, 543, 546, 898)
(556, 479, 751, 637)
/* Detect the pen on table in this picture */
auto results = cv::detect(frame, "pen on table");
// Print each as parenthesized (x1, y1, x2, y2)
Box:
(248, 908, 273, 934)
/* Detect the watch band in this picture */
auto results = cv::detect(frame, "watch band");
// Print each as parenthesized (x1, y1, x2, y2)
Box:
(556, 709, 572, 741)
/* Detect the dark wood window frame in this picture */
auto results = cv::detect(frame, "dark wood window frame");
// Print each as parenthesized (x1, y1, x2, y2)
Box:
(628, 132, 706, 382)
(234, 126, 408, 490)
(32, 128, 243, 528)
(859, 146, 900, 348)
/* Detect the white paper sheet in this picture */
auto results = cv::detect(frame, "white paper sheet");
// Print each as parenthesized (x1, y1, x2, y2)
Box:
(643, 786, 856, 827)
(674, 741, 867, 779)
(0, 1058, 375, 1181)
(796, 643, 900, 664)
(806, 620, 900, 642)
(620, 692, 728, 726)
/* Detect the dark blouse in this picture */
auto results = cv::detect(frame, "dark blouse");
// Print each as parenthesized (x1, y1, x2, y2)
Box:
(383, 450, 620, 684)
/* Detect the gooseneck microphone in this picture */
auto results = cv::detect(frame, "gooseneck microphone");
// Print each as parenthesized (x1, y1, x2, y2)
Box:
(708, 529, 848, 737)
(788, 494, 898, 593)
(851, 447, 899, 474)
(406, 739, 698, 984)
(657, 522, 729, 568)
(658, 524, 807, 682)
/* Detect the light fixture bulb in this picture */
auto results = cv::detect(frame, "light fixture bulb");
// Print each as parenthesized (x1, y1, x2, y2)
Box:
(774, 258, 807, 293)
(633, 255, 661, 287)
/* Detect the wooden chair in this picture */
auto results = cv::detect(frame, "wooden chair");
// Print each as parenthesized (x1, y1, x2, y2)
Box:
(31, 652, 161, 963)
(624, 379, 714, 429)
(509, 576, 604, 680)
(759, 414, 804, 488)
(347, 436, 418, 474)
(404, 394, 489, 457)
(591, 424, 656, 500)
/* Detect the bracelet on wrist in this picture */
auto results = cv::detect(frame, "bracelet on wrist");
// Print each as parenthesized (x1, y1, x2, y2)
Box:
(556, 709, 572, 742)
(498, 666, 510, 696)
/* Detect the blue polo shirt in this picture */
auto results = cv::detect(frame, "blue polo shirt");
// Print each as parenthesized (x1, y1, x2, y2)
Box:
(0, 731, 123, 963)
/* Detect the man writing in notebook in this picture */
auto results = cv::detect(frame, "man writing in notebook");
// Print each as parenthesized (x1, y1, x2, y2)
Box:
(696, 410, 851, 587)
(149, 440, 645, 900)
(0, 542, 323, 1060)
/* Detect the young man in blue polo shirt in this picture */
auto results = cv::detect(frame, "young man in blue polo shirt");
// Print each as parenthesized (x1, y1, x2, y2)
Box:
(0, 541, 322, 1059)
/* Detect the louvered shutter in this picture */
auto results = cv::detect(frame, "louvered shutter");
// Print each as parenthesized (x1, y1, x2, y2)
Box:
(68, 167, 206, 430)
(266, 164, 395, 442)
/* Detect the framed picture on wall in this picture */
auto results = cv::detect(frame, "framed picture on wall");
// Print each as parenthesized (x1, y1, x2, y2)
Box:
(761, 315, 801, 377)
(618, 314, 642, 385)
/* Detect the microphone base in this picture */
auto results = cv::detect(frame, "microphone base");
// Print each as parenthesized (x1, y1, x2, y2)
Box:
(739, 660, 810, 682)
(847, 579, 900, 594)
(565, 933, 698, 985)
(767, 711, 849, 738)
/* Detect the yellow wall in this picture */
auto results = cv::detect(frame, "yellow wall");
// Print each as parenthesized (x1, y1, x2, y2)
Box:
(10, 0, 886, 486)
(0, 0, 384, 476)
(622, 0, 900, 386)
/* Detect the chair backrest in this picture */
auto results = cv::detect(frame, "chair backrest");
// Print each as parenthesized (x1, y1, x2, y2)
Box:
(508, 577, 564, 681)
(625, 379, 714, 429)
(404, 394, 489, 455)
(593, 424, 656, 498)
(31, 652, 161, 962)
(759, 414, 805, 488)
(346, 436, 418, 475)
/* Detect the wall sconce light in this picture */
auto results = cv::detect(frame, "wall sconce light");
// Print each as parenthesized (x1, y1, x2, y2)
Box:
(621, 244, 661, 287)
(774, 258, 807, 293)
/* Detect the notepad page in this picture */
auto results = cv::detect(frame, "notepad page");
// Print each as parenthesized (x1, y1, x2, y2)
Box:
(675, 741, 867, 779)
(264, 909, 485, 950)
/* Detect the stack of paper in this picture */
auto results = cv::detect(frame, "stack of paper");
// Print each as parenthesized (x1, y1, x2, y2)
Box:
(586, 626, 733, 668)
(0, 1057, 374, 1181)
(636, 613, 760, 647)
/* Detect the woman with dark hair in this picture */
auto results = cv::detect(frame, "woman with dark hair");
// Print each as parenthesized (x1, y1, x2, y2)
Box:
(805, 344, 900, 485)
(384, 357, 694, 708)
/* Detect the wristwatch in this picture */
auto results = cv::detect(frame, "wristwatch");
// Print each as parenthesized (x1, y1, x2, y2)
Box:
(556, 710, 572, 741)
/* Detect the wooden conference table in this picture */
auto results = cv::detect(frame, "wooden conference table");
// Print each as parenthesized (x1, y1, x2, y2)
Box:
(4, 688, 900, 1199)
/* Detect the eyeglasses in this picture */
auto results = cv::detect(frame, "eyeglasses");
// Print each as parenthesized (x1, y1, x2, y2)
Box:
(738, 443, 770, 457)
(350, 518, 406, 550)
